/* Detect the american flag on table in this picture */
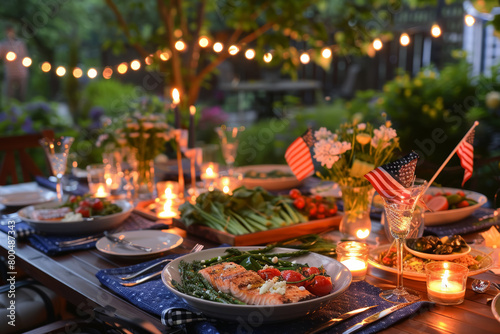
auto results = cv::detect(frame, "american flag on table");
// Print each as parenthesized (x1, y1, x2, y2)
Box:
(364, 151, 419, 200)
(285, 128, 315, 181)
(457, 129, 474, 186)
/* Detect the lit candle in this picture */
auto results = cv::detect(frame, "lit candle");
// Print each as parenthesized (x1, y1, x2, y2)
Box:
(172, 88, 181, 128)
(336, 241, 369, 281)
(93, 184, 109, 198)
(201, 163, 219, 181)
(341, 258, 367, 278)
(157, 198, 179, 219)
(425, 262, 468, 305)
(188, 105, 196, 148)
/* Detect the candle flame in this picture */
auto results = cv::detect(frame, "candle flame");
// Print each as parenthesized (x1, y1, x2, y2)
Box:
(190, 105, 196, 116)
(356, 229, 370, 239)
(96, 185, 107, 197)
(223, 185, 230, 194)
(441, 270, 450, 289)
(172, 88, 180, 104)
(106, 178, 112, 186)
(206, 167, 214, 177)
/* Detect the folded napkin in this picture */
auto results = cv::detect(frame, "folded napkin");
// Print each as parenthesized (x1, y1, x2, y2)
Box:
(96, 258, 434, 334)
(35, 175, 88, 196)
(0, 213, 165, 256)
(424, 207, 498, 237)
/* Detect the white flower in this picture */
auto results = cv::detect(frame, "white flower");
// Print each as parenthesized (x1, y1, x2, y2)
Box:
(313, 139, 351, 169)
(129, 132, 140, 138)
(314, 127, 333, 141)
(371, 125, 397, 148)
(142, 122, 154, 130)
(357, 123, 366, 130)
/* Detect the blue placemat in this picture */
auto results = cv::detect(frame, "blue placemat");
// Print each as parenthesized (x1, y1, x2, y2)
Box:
(424, 207, 497, 237)
(0, 214, 165, 256)
(96, 257, 434, 334)
(35, 175, 89, 196)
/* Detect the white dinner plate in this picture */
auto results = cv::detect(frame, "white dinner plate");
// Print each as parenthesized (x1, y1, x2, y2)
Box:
(423, 187, 487, 226)
(403, 243, 471, 261)
(310, 181, 342, 198)
(368, 245, 493, 281)
(235, 165, 303, 191)
(492, 292, 500, 323)
(18, 200, 133, 235)
(96, 230, 183, 257)
(162, 246, 352, 323)
(0, 190, 56, 207)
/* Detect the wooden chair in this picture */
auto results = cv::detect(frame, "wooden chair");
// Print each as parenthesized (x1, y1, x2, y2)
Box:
(0, 130, 54, 185)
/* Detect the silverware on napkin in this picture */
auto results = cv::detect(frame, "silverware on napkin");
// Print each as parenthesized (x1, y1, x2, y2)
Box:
(104, 231, 152, 252)
(305, 305, 378, 334)
(342, 302, 414, 334)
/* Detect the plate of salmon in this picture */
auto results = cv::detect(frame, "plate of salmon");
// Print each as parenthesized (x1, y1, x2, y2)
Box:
(161, 246, 352, 323)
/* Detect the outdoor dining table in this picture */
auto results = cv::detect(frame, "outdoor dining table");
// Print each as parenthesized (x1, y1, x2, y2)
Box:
(0, 183, 499, 333)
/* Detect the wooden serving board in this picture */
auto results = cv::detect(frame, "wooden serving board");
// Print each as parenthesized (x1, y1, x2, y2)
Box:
(172, 214, 343, 246)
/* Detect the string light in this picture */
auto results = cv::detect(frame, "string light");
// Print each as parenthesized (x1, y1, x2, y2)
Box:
(321, 47, 332, 59)
(245, 49, 255, 59)
(145, 55, 153, 65)
(199, 37, 209, 48)
(41, 62, 51, 72)
(174, 29, 183, 38)
(56, 66, 66, 77)
(103, 67, 113, 79)
(73, 67, 83, 78)
(465, 14, 475, 27)
(213, 42, 223, 53)
(22, 57, 32, 67)
(175, 40, 186, 51)
(431, 24, 441, 38)
(300, 52, 310, 64)
(263, 52, 273, 63)
(228, 45, 239, 55)
(117, 62, 128, 74)
(130, 60, 141, 70)
(160, 51, 170, 61)
(373, 38, 383, 51)
(6, 51, 16, 61)
(400, 33, 410, 46)
(87, 68, 97, 79)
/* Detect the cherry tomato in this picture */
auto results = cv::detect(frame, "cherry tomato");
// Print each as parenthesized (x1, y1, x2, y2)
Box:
(314, 195, 323, 202)
(257, 268, 281, 281)
(289, 189, 301, 199)
(281, 270, 307, 287)
(309, 206, 317, 217)
(92, 199, 104, 211)
(456, 190, 465, 198)
(79, 199, 91, 208)
(457, 200, 470, 208)
(293, 197, 306, 210)
(306, 275, 332, 296)
(302, 267, 323, 277)
(75, 206, 90, 217)
(317, 203, 326, 214)
(69, 195, 80, 203)
(328, 206, 338, 216)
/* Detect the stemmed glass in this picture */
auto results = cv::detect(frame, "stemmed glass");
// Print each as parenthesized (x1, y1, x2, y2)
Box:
(39, 136, 75, 203)
(380, 178, 427, 303)
(215, 125, 244, 174)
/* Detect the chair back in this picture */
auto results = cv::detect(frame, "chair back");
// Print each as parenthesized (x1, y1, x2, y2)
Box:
(0, 130, 54, 185)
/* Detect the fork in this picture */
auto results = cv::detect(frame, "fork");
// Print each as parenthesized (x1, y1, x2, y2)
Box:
(119, 243, 204, 287)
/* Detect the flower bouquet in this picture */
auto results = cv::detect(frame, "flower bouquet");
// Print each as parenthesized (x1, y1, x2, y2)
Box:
(312, 116, 400, 239)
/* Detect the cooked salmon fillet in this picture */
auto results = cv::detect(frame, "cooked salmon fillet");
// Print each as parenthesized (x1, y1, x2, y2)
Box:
(199, 262, 315, 305)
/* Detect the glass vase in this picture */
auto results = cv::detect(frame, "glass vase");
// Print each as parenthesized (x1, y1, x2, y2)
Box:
(339, 184, 375, 240)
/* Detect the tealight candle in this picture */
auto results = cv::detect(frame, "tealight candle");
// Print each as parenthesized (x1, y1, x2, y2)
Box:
(87, 164, 110, 198)
(336, 241, 369, 281)
(216, 171, 243, 195)
(157, 181, 179, 200)
(92, 183, 109, 198)
(200, 162, 219, 190)
(425, 262, 468, 305)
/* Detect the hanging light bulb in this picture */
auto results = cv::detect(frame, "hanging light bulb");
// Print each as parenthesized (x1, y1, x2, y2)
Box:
(300, 52, 310, 64)
(175, 40, 186, 51)
(117, 62, 128, 74)
(321, 47, 332, 59)
(103, 67, 113, 79)
(199, 36, 209, 48)
(465, 15, 475, 27)
(130, 60, 141, 70)
(373, 38, 383, 51)
(87, 68, 98, 79)
(41, 62, 51, 72)
(73, 67, 83, 78)
(22, 57, 32, 67)
(145, 54, 153, 65)
(213, 42, 223, 53)
(245, 49, 255, 59)
(263, 52, 273, 63)
(5, 51, 16, 61)
(228, 45, 239, 55)
(56, 66, 66, 76)
(400, 33, 410, 46)
(431, 24, 441, 38)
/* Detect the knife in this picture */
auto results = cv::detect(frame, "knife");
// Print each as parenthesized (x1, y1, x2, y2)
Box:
(305, 305, 378, 334)
(104, 231, 153, 252)
(342, 302, 413, 334)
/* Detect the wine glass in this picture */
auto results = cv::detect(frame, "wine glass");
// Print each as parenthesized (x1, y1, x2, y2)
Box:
(380, 178, 427, 303)
(215, 125, 244, 174)
(39, 136, 74, 202)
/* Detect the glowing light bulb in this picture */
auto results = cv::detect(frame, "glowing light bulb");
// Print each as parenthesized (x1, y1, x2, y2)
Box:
(103, 67, 113, 79)
(22, 57, 32, 67)
(431, 24, 441, 38)
(117, 63, 128, 74)
(400, 33, 410, 46)
(213, 42, 223, 53)
(245, 49, 255, 59)
(56, 66, 66, 76)
(263, 52, 273, 63)
(300, 52, 310, 64)
(87, 68, 97, 79)
(321, 48, 332, 59)
(73, 67, 83, 78)
(373, 38, 383, 51)
(130, 60, 141, 70)
(228, 45, 239, 55)
(41, 62, 51, 72)
(5, 51, 16, 61)
(199, 37, 209, 48)
(145, 55, 153, 65)
(175, 40, 186, 51)
(465, 15, 475, 27)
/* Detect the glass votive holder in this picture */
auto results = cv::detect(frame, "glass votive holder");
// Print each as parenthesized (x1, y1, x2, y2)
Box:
(156, 181, 180, 200)
(86, 164, 110, 198)
(104, 164, 121, 191)
(200, 162, 219, 190)
(336, 241, 369, 281)
(155, 197, 180, 219)
(216, 171, 243, 195)
(425, 262, 468, 305)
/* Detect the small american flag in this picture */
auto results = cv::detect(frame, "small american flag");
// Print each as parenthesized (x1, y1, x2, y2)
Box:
(285, 128, 315, 181)
(457, 129, 474, 186)
(364, 151, 419, 199)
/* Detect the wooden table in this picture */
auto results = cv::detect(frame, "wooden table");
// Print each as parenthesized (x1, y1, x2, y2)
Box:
(1, 212, 499, 333)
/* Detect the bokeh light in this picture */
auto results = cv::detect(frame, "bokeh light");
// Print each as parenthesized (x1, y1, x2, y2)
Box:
(72, 67, 83, 78)
(87, 68, 97, 79)
(321, 48, 332, 59)
(373, 38, 383, 51)
(245, 49, 255, 60)
(300, 52, 310, 64)
(213, 42, 223, 53)
(130, 60, 141, 70)
(41, 62, 51, 72)
(117, 63, 128, 74)
(400, 33, 410, 46)
(56, 66, 66, 76)
(22, 57, 32, 67)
